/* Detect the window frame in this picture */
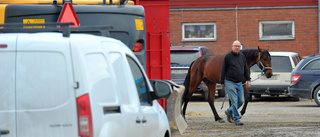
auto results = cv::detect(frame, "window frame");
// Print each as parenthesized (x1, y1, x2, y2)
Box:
(259, 20, 295, 40)
(302, 58, 320, 70)
(126, 55, 152, 105)
(182, 22, 217, 42)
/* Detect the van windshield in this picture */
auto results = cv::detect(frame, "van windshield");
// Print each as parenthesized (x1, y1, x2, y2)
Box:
(170, 51, 199, 66)
(251, 56, 292, 72)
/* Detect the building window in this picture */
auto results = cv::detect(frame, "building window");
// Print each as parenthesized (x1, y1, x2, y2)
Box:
(182, 22, 216, 41)
(259, 21, 295, 40)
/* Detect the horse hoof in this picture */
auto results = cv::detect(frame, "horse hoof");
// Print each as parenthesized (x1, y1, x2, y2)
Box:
(218, 119, 225, 123)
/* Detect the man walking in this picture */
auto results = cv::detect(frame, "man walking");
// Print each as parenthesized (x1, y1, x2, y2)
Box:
(220, 40, 251, 125)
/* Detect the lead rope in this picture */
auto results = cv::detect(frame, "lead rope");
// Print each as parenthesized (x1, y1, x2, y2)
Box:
(221, 52, 272, 109)
(221, 91, 227, 109)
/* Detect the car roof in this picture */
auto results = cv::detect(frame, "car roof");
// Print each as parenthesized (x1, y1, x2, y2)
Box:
(293, 54, 320, 71)
(1, 32, 130, 53)
(269, 51, 299, 56)
(302, 54, 320, 60)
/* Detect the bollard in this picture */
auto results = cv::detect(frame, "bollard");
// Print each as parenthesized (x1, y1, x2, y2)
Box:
(166, 81, 187, 135)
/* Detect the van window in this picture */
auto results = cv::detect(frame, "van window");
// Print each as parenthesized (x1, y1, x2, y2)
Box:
(170, 51, 199, 66)
(85, 53, 118, 104)
(126, 56, 150, 104)
(109, 52, 130, 104)
(292, 56, 300, 66)
(251, 56, 292, 72)
(16, 52, 69, 109)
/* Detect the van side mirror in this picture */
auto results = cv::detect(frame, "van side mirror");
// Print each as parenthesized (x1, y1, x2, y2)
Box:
(149, 80, 172, 100)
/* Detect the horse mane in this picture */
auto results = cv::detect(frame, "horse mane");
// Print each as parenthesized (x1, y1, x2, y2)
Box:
(240, 48, 270, 67)
(241, 49, 257, 60)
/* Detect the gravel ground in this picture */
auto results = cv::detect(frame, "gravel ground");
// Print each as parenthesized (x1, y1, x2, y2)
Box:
(172, 95, 320, 137)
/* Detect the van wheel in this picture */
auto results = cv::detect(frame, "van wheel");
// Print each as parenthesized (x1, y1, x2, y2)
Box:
(313, 87, 320, 106)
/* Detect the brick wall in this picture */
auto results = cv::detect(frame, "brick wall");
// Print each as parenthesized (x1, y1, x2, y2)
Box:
(169, 8, 319, 57)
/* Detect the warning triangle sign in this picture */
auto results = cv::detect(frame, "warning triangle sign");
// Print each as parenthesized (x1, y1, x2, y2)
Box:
(58, 3, 80, 27)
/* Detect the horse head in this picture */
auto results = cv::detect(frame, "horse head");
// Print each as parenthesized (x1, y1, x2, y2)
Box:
(256, 46, 273, 78)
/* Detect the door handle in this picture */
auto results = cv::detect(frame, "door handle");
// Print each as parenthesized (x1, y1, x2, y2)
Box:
(136, 118, 141, 123)
(142, 117, 147, 124)
(0, 129, 9, 135)
(136, 117, 147, 124)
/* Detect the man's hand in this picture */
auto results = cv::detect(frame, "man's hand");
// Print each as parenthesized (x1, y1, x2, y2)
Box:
(246, 81, 251, 88)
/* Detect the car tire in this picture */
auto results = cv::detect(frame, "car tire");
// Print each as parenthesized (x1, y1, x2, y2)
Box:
(218, 87, 226, 97)
(313, 87, 320, 106)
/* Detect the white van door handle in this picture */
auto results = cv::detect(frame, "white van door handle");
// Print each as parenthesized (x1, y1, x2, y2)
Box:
(136, 118, 141, 124)
(0, 129, 9, 135)
(142, 119, 147, 123)
(142, 116, 147, 123)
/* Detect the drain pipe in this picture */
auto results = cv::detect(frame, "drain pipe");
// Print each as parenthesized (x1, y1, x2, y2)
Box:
(319, 0, 320, 53)
(236, 6, 238, 41)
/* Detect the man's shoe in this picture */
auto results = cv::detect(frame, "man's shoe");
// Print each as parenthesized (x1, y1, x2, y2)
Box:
(225, 111, 234, 123)
(235, 121, 244, 126)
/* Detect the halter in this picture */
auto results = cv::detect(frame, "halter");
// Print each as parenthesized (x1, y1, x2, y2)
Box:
(258, 52, 272, 75)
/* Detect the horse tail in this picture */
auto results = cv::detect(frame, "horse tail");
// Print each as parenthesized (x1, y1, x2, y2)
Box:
(182, 61, 195, 106)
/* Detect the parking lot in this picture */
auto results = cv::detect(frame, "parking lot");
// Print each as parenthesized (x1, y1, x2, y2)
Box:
(172, 95, 320, 137)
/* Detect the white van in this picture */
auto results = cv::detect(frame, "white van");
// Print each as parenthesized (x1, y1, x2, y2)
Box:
(248, 52, 301, 99)
(0, 32, 171, 137)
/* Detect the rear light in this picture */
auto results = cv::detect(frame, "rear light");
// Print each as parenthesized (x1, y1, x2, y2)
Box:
(198, 51, 201, 57)
(0, 44, 7, 48)
(133, 42, 143, 52)
(77, 94, 93, 137)
(291, 75, 301, 85)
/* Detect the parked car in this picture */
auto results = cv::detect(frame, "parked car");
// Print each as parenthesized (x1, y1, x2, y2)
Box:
(289, 54, 320, 106)
(248, 52, 301, 100)
(0, 31, 172, 137)
(170, 46, 225, 100)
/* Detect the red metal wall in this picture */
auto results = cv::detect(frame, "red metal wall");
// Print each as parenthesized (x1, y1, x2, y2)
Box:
(170, 0, 317, 9)
(135, 0, 170, 110)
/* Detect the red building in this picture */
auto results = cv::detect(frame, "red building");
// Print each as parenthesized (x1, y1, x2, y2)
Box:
(169, 0, 319, 57)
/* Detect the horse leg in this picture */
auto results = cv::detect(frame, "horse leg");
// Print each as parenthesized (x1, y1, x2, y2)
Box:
(182, 75, 202, 118)
(182, 88, 193, 118)
(205, 82, 224, 123)
(240, 86, 249, 117)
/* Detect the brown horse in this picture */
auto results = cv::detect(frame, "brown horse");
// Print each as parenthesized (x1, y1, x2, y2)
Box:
(182, 46, 273, 122)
